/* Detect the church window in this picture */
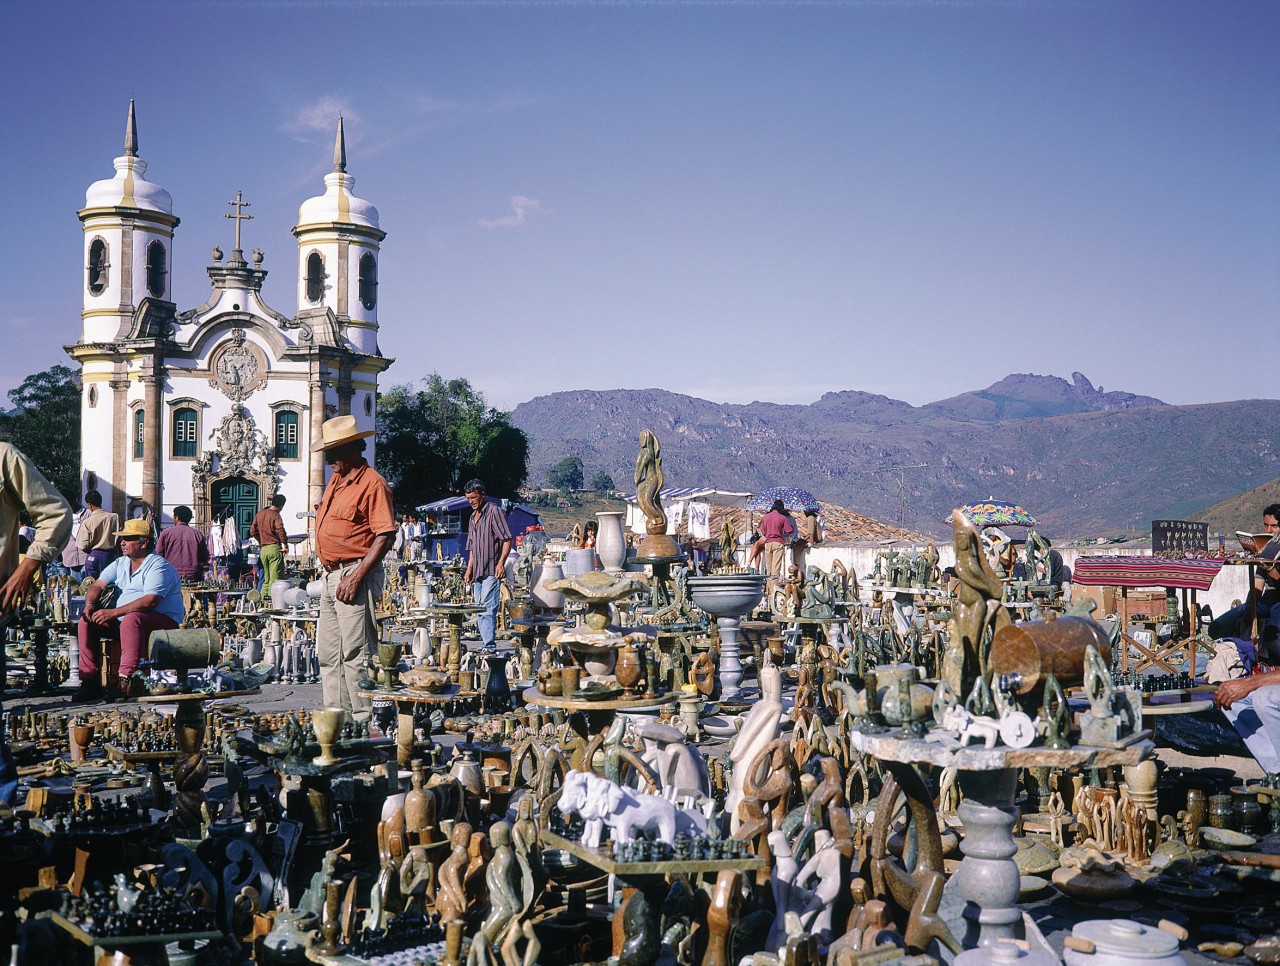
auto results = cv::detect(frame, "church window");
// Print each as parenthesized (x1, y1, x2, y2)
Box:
(87, 385, 98, 408)
(358, 254, 378, 310)
(275, 410, 300, 460)
(146, 241, 167, 297)
(172, 407, 198, 459)
(306, 252, 325, 304)
(88, 239, 108, 295)
(134, 410, 145, 459)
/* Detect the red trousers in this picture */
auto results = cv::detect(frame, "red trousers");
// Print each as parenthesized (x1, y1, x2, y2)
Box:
(78, 611, 180, 687)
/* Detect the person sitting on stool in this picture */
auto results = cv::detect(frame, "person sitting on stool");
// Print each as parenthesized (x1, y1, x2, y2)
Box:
(1210, 504, 1280, 647)
(75, 518, 185, 702)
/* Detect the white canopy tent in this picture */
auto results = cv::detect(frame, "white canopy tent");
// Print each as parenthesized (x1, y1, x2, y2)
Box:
(622, 487, 752, 539)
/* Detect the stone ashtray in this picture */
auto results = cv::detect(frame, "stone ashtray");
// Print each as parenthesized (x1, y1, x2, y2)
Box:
(1200, 826, 1258, 850)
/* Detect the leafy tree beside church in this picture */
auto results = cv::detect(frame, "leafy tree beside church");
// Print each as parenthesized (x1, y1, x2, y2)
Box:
(376, 375, 528, 509)
(0, 364, 81, 505)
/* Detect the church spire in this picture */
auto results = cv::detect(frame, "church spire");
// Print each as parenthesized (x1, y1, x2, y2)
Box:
(333, 116, 346, 173)
(124, 99, 138, 158)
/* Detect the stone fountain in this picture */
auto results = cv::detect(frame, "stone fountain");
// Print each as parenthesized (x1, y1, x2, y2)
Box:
(546, 570, 649, 678)
(687, 573, 766, 700)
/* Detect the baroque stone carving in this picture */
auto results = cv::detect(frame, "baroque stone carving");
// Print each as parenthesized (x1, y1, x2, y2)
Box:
(208, 328, 268, 402)
(196, 405, 278, 480)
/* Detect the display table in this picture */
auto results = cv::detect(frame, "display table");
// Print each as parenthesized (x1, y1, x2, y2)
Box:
(847, 730, 1154, 949)
(1072, 555, 1224, 675)
(420, 603, 483, 680)
(357, 685, 462, 767)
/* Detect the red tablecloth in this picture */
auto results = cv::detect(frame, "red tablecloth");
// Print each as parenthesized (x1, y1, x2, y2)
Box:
(1070, 555, 1223, 591)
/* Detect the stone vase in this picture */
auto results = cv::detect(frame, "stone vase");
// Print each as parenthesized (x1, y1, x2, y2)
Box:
(530, 562, 565, 610)
(563, 548, 597, 577)
(615, 641, 643, 696)
(404, 761, 433, 844)
(595, 511, 627, 573)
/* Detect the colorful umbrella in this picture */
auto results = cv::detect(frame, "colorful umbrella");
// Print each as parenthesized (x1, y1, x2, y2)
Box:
(748, 486, 822, 513)
(944, 500, 1038, 528)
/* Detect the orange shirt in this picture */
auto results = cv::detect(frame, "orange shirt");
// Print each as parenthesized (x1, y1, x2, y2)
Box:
(315, 461, 396, 567)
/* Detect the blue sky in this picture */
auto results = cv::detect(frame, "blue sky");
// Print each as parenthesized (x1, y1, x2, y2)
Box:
(3, 0, 1276, 413)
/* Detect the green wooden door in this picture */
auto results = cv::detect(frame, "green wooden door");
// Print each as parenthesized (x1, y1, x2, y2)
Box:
(211, 477, 259, 542)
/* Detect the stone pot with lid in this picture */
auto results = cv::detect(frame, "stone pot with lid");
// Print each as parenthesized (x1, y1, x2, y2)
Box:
(1063, 919, 1186, 966)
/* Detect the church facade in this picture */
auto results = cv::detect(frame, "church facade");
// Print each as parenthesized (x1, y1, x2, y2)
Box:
(66, 103, 392, 542)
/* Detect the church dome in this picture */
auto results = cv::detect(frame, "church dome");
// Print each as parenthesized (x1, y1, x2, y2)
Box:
(84, 156, 174, 214)
(296, 171, 380, 230)
(83, 102, 173, 215)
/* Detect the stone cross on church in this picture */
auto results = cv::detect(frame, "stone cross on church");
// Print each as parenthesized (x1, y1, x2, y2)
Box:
(224, 191, 253, 254)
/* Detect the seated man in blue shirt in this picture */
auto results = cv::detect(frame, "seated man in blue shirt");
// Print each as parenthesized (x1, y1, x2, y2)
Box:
(75, 518, 185, 701)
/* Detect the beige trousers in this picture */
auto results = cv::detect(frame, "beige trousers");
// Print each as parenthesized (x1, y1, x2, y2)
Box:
(317, 562, 384, 718)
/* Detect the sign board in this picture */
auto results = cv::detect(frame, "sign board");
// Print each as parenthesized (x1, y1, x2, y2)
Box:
(1151, 519, 1208, 555)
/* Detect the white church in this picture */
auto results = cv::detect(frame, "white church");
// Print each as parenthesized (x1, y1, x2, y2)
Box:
(66, 102, 392, 544)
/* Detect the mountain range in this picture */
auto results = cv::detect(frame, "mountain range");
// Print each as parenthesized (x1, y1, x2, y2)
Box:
(510, 372, 1280, 540)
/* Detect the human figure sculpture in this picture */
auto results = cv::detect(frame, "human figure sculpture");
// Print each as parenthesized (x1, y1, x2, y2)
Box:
(726, 663, 784, 836)
(512, 795, 538, 860)
(922, 543, 940, 587)
(801, 566, 835, 619)
(436, 821, 473, 924)
(398, 845, 432, 917)
(946, 510, 1010, 697)
(481, 822, 533, 944)
(633, 429, 667, 540)
(500, 919, 541, 966)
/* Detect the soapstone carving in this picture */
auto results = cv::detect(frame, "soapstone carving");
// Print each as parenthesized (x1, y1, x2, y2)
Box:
(556, 769, 705, 847)
(947, 510, 1011, 697)
(726, 663, 784, 836)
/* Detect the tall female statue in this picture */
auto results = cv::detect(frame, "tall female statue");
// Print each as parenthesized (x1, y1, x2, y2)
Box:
(946, 510, 1010, 697)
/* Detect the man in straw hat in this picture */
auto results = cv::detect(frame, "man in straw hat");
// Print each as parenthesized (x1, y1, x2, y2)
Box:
(76, 517, 184, 702)
(313, 414, 396, 718)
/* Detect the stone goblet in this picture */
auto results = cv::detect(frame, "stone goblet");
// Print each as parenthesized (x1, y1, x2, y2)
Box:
(377, 641, 403, 691)
(311, 707, 346, 766)
(687, 574, 766, 700)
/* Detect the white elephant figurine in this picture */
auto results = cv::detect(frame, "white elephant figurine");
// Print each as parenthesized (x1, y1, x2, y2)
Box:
(557, 770, 705, 848)
(557, 770, 610, 848)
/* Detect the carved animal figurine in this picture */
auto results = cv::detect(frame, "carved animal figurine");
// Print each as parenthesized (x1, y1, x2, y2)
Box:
(940, 704, 999, 748)
(556, 770, 705, 846)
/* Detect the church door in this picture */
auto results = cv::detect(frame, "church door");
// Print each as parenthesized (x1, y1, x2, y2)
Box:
(211, 477, 260, 542)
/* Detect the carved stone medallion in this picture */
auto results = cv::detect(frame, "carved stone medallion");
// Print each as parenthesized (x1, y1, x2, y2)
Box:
(208, 329, 268, 402)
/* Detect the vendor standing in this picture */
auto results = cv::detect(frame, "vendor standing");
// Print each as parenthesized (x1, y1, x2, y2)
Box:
(251, 494, 288, 597)
(314, 416, 396, 718)
(463, 479, 511, 651)
(155, 504, 209, 581)
(76, 488, 119, 580)
(0, 443, 72, 802)
(749, 499, 796, 587)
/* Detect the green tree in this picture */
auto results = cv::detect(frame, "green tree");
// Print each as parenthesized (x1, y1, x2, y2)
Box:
(376, 374, 528, 509)
(546, 456, 584, 492)
(0, 364, 81, 504)
(589, 470, 615, 495)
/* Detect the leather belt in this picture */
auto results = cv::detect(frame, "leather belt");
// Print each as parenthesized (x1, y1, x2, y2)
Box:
(322, 558, 364, 573)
